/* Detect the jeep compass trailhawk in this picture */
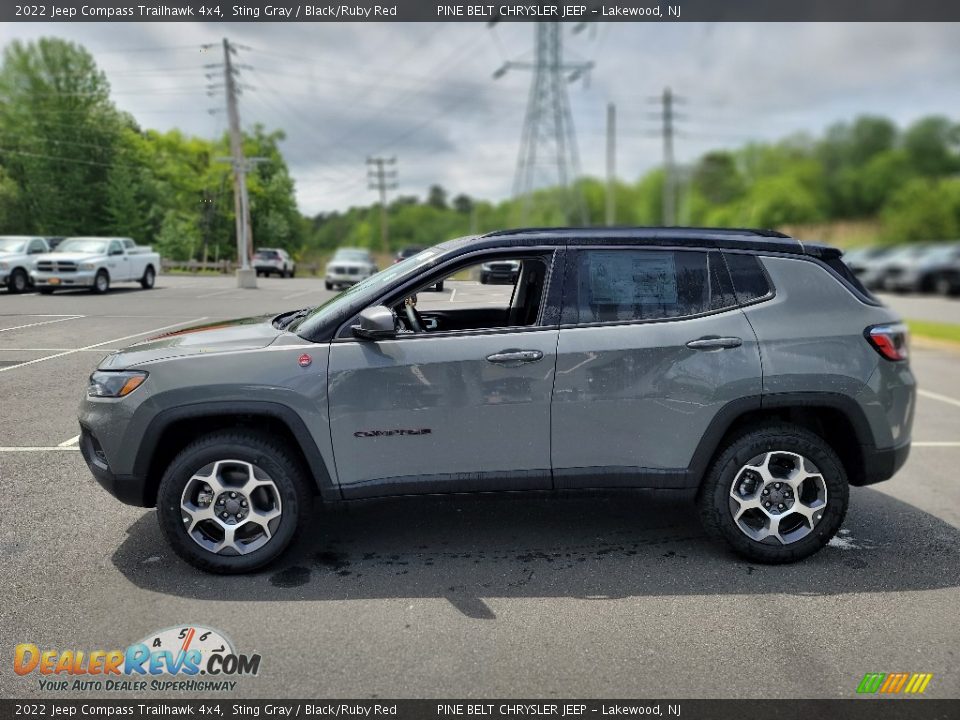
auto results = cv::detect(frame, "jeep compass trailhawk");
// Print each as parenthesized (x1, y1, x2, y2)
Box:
(79, 228, 915, 573)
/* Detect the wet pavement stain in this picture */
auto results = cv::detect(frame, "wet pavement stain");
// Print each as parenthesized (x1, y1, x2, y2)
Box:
(270, 565, 311, 588)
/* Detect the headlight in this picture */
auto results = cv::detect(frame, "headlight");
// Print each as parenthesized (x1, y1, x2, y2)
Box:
(80, 263, 96, 271)
(88, 370, 148, 398)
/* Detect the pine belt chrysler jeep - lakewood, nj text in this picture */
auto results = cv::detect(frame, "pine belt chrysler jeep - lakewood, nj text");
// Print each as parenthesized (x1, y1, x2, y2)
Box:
(78, 228, 915, 573)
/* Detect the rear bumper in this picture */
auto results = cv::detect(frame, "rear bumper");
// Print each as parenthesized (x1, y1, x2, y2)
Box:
(855, 439, 911, 486)
(79, 424, 151, 507)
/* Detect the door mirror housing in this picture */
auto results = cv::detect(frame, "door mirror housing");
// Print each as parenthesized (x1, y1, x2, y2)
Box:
(353, 305, 397, 340)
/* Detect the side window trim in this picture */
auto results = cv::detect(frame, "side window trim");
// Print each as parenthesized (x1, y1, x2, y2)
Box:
(333, 247, 565, 341)
(560, 245, 739, 329)
(719, 250, 777, 308)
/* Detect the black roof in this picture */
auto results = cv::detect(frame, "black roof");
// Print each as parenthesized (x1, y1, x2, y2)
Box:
(451, 226, 838, 258)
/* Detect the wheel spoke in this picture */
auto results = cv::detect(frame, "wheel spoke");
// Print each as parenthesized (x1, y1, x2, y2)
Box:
(181, 504, 218, 534)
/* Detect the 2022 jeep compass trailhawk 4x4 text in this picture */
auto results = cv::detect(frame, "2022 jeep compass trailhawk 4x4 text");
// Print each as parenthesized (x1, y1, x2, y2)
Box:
(78, 227, 915, 573)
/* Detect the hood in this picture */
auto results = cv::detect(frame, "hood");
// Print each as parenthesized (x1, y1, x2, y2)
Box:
(99, 315, 284, 368)
(327, 260, 371, 268)
(38, 251, 100, 263)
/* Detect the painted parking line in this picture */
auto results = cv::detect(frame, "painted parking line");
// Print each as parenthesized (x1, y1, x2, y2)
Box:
(912, 441, 960, 447)
(0, 348, 120, 352)
(0, 317, 207, 373)
(196, 288, 238, 299)
(918, 389, 960, 410)
(58, 435, 80, 447)
(282, 288, 323, 300)
(0, 447, 80, 452)
(0, 315, 83, 333)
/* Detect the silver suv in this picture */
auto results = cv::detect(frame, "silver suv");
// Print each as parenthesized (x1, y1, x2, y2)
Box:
(79, 228, 915, 573)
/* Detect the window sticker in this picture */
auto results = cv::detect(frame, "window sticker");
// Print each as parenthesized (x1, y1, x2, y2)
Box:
(587, 251, 677, 305)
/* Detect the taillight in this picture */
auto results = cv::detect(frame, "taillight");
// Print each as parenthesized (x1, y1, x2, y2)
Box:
(865, 323, 909, 361)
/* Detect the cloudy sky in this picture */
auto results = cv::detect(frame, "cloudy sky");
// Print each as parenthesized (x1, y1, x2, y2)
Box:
(3, 22, 960, 215)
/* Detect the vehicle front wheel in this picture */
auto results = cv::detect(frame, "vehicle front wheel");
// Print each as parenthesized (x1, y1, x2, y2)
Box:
(325, 281, 333, 291)
(156, 430, 312, 574)
(480, 273, 488, 284)
(697, 423, 848, 564)
(8, 268, 28, 294)
(92, 270, 110, 294)
(140, 265, 156, 289)
(434, 281, 444, 292)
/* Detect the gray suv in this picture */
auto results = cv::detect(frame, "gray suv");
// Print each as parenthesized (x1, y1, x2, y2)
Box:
(79, 228, 915, 573)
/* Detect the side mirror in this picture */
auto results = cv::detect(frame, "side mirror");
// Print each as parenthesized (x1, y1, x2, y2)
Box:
(110, 249, 123, 256)
(352, 305, 396, 340)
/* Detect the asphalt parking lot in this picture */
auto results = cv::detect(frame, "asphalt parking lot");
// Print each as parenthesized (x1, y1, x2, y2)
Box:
(0, 274, 959, 699)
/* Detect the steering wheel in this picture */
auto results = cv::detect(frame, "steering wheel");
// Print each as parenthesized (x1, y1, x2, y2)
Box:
(404, 296, 426, 333)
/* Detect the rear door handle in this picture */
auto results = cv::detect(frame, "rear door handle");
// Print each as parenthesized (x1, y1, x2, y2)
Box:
(486, 349, 544, 366)
(686, 336, 742, 350)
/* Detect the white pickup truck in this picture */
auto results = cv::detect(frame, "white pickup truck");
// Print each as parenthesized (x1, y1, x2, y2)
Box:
(32, 237, 160, 294)
(0, 235, 50, 293)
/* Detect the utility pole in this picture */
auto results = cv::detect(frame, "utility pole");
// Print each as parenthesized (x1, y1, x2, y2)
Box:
(606, 102, 616, 226)
(205, 38, 258, 287)
(651, 87, 685, 227)
(492, 22, 593, 226)
(367, 156, 397, 254)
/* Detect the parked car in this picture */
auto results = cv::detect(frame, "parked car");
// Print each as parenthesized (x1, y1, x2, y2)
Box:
(325, 248, 377, 290)
(479, 259, 521, 285)
(843, 246, 890, 277)
(884, 242, 960, 293)
(78, 227, 914, 573)
(0, 235, 49, 293)
(858, 244, 931, 291)
(254, 248, 295, 278)
(396, 246, 442, 291)
(32, 237, 160, 294)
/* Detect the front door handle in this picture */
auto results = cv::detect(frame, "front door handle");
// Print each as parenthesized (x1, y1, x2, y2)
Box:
(686, 336, 742, 350)
(486, 349, 544, 366)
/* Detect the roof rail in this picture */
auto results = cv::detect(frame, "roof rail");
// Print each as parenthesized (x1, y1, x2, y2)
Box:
(481, 226, 791, 239)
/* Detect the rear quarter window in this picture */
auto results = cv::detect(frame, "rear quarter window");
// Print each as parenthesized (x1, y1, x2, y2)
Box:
(722, 252, 773, 304)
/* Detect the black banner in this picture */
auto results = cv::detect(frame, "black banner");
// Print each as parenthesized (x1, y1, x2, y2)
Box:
(6, 0, 960, 23)
(1, 700, 959, 720)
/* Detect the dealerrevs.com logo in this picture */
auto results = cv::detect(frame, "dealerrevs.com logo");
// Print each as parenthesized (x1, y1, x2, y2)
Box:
(856, 672, 934, 695)
(14, 625, 261, 693)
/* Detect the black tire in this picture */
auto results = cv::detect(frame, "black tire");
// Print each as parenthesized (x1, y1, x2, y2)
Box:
(38, 287, 55, 295)
(140, 265, 156, 289)
(8, 268, 28, 294)
(480, 273, 488, 285)
(697, 423, 848, 564)
(325, 281, 333, 291)
(156, 430, 312, 574)
(290, 268, 296, 279)
(91, 270, 110, 294)
(434, 281, 444, 292)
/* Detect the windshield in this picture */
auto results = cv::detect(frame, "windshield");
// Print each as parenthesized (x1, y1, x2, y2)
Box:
(56, 239, 108, 254)
(291, 248, 441, 335)
(0, 238, 27, 253)
(332, 250, 369, 262)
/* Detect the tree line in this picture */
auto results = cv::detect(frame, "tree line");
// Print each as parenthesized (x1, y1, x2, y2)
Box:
(2, 37, 958, 266)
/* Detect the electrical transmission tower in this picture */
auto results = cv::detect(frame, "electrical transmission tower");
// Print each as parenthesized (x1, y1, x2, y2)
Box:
(367, 156, 397, 254)
(493, 23, 593, 226)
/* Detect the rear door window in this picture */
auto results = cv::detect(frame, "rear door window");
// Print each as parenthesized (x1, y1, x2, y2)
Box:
(566, 249, 736, 324)
(722, 252, 773, 304)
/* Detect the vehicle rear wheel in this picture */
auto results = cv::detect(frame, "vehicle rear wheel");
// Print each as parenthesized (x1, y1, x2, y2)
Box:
(8, 268, 28, 294)
(140, 265, 156, 289)
(434, 281, 444, 292)
(156, 430, 312, 574)
(91, 270, 110, 294)
(697, 423, 848, 564)
(480, 273, 489, 284)
(935, 275, 958, 297)
(325, 281, 333, 291)
(290, 268, 296, 278)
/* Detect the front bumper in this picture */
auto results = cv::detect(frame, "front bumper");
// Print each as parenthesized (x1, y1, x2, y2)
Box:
(326, 272, 367, 285)
(79, 424, 151, 506)
(32, 270, 97, 288)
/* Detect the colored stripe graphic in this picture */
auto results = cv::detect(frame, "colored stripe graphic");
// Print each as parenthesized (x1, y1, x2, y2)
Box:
(858, 672, 932, 694)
